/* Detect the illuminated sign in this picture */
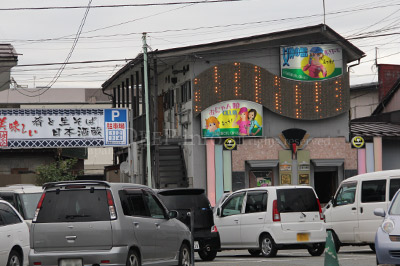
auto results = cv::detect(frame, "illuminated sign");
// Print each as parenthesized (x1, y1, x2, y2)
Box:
(281, 44, 343, 81)
(223, 138, 237, 150)
(351, 136, 365, 149)
(0, 108, 128, 149)
(201, 100, 263, 138)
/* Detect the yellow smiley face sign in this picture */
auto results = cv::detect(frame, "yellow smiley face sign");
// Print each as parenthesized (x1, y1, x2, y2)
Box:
(351, 136, 365, 149)
(223, 138, 237, 150)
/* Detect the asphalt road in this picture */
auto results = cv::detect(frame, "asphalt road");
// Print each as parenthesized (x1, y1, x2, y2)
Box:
(194, 246, 380, 266)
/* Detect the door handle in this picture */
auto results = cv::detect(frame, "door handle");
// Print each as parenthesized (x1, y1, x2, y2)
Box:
(351, 207, 356, 210)
(65, 236, 77, 241)
(233, 219, 239, 223)
(155, 223, 160, 229)
(133, 222, 139, 227)
(258, 217, 263, 220)
(360, 207, 363, 213)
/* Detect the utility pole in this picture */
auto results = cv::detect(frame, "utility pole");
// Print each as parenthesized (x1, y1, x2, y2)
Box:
(142, 32, 152, 188)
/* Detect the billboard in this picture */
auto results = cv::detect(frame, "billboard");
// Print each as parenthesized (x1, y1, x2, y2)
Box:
(201, 100, 262, 138)
(281, 44, 343, 81)
(0, 108, 128, 149)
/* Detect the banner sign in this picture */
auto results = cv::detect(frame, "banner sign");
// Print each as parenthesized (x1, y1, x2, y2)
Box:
(281, 44, 343, 81)
(201, 100, 263, 138)
(0, 108, 128, 149)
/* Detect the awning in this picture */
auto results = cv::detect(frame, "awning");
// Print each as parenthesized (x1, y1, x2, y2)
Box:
(247, 160, 279, 168)
(312, 159, 344, 167)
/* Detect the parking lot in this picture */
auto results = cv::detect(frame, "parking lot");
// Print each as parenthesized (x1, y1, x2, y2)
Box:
(194, 246, 377, 266)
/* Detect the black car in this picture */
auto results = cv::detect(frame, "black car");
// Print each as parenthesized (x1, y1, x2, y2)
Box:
(156, 188, 221, 261)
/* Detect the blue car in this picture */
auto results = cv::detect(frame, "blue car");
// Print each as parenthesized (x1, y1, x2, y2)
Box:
(375, 190, 400, 265)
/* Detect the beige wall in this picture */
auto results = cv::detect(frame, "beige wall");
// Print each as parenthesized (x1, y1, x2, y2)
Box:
(350, 90, 379, 119)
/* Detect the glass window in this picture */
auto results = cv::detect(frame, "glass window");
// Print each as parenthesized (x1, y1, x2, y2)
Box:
(222, 192, 245, 216)
(335, 182, 357, 206)
(361, 180, 386, 203)
(144, 192, 167, 219)
(245, 191, 268, 214)
(389, 179, 400, 201)
(0, 203, 22, 225)
(277, 188, 319, 212)
(119, 190, 148, 217)
(18, 193, 42, 220)
(390, 193, 400, 215)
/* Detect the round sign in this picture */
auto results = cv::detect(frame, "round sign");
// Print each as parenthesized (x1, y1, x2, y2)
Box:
(224, 138, 236, 150)
(351, 136, 365, 149)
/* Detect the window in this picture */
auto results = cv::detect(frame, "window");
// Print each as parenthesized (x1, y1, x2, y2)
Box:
(0, 203, 21, 225)
(144, 192, 167, 219)
(361, 180, 386, 203)
(181, 81, 191, 103)
(389, 178, 400, 201)
(335, 182, 357, 206)
(277, 188, 319, 212)
(19, 193, 42, 220)
(245, 191, 268, 213)
(222, 192, 245, 216)
(119, 190, 148, 217)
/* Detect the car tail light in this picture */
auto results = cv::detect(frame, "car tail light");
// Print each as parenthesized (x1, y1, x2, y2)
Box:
(211, 225, 218, 233)
(101, 260, 110, 264)
(32, 192, 46, 222)
(272, 200, 280, 222)
(106, 190, 117, 220)
(33, 262, 41, 265)
(317, 199, 324, 220)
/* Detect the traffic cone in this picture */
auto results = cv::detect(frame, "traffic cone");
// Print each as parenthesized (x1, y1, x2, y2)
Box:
(324, 231, 339, 266)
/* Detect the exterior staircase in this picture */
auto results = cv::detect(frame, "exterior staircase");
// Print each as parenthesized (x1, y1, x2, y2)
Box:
(156, 144, 188, 188)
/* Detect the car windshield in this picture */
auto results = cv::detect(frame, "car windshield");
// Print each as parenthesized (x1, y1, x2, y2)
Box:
(19, 193, 42, 220)
(390, 192, 400, 215)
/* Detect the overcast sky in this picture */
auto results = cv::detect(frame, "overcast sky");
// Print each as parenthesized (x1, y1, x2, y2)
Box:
(2, 0, 400, 91)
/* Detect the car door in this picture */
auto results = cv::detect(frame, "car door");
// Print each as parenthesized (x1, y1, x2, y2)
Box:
(143, 191, 179, 261)
(328, 181, 358, 243)
(240, 191, 268, 247)
(214, 192, 245, 248)
(0, 204, 9, 264)
(358, 179, 386, 243)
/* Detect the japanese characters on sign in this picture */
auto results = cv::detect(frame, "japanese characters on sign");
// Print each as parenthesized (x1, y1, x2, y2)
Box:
(201, 100, 263, 138)
(0, 109, 128, 149)
(281, 44, 343, 81)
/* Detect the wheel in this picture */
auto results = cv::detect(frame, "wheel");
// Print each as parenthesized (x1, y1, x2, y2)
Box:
(260, 234, 278, 257)
(307, 243, 325, 256)
(369, 244, 376, 252)
(248, 249, 261, 256)
(126, 249, 140, 266)
(178, 243, 191, 266)
(330, 231, 341, 253)
(7, 250, 22, 266)
(198, 249, 217, 261)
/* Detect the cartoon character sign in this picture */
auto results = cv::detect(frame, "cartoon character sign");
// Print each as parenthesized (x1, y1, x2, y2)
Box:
(247, 109, 262, 136)
(204, 116, 221, 137)
(302, 47, 327, 78)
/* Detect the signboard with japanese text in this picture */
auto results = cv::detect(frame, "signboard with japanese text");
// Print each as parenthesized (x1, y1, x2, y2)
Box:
(201, 100, 263, 138)
(281, 44, 343, 81)
(0, 108, 128, 149)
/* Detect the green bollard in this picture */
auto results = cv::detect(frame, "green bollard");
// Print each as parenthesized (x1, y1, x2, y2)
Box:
(324, 231, 340, 266)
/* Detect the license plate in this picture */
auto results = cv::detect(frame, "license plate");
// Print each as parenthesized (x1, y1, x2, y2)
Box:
(59, 259, 83, 266)
(194, 241, 199, 250)
(297, 233, 309, 242)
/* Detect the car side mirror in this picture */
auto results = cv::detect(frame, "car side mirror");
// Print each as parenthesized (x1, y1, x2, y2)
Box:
(168, 210, 178, 219)
(374, 208, 386, 217)
(216, 208, 221, 217)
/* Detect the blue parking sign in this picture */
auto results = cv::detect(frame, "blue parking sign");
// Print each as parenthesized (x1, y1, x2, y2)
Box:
(104, 109, 128, 146)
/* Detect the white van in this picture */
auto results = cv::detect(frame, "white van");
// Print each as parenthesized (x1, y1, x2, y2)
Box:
(214, 186, 326, 257)
(323, 169, 400, 252)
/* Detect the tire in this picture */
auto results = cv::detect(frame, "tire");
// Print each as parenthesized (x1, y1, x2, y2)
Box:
(260, 234, 278, 257)
(307, 243, 325, 256)
(126, 249, 140, 266)
(178, 243, 191, 266)
(248, 249, 261, 256)
(198, 249, 217, 261)
(369, 244, 376, 252)
(7, 250, 22, 266)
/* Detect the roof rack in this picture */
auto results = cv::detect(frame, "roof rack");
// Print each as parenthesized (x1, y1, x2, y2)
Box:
(43, 180, 110, 189)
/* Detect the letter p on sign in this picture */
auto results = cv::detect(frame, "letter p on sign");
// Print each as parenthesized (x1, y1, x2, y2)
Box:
(112, 110, 120, 121)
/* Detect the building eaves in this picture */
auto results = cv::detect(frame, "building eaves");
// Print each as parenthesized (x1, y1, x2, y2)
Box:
(372, 77, 400, 115)
(350, 82, 379, 91)
(0, 44, 18, 61)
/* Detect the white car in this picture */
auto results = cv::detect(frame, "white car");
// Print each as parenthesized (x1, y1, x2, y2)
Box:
(214, 186, 326, 257)
(0, 200, 30, 266)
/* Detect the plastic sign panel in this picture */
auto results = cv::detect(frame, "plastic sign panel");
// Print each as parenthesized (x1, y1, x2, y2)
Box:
(281, 44, 343, 81)
(0, 108, 128, 149)
(201, 100, 263, 138)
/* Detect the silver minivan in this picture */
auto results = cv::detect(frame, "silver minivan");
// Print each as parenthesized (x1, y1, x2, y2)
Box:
(29, 181, 191, 266)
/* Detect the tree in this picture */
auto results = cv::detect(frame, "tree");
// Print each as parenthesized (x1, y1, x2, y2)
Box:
(36, 158, 81, 185)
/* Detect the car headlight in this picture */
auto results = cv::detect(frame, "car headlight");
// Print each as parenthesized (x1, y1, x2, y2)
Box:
(382, 219, 395, 234)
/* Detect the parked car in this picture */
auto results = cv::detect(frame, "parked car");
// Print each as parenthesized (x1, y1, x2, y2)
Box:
(374, 188, 400, 265)
(324, 169, 400, 252)
(214, 186, 326, 257)
(0, 199, 30, 266)
(0, 184, 43, 225)
(156, 188, 221, 261)
(29, 181, 192, 266)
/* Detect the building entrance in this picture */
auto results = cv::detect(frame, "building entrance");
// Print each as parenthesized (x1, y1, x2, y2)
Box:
(314, 171, 337, 204)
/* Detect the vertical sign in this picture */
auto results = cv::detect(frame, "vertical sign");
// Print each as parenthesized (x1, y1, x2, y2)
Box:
(104, 109, 128, 146)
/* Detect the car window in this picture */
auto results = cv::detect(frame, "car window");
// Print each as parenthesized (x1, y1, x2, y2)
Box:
(245, 191, 267, 214)
(36, 189, 110, 223)
(389, 179, 400, 201)
(0, 194, 15, 207)
(389, 192, 400, 215)
(361, 180, 386, 203)
(144, 192, 167, 219)
(335, 182, 357, 206)
(0, 203, 22, 225)
(18, 193, 42, 220)
(277, 188, 319, 212)
(119, 190, 148, 217)
(222, 192, 245, 216)
(157, 193, 210, 210)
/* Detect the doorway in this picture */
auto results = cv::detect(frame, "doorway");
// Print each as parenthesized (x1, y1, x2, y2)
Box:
(314, 171, 337, 204)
